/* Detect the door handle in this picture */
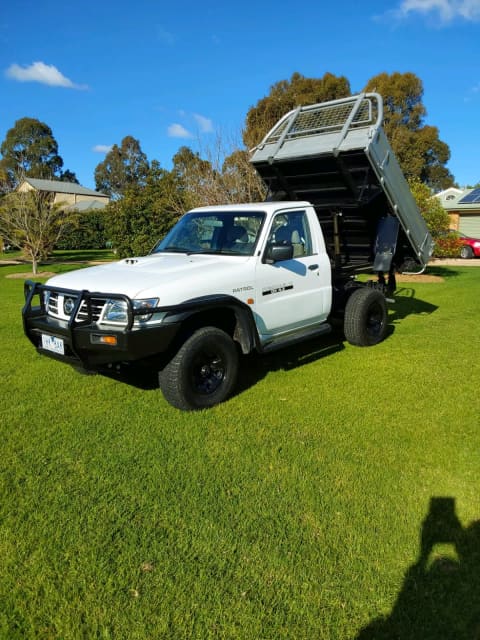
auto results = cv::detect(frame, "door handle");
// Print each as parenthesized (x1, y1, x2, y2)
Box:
(308, 264, 319, 270)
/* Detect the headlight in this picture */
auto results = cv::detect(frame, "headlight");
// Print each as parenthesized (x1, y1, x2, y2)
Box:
(103, 299, 128, 324)
(101, 297, 160, 325)
(132, 298, 159, 322)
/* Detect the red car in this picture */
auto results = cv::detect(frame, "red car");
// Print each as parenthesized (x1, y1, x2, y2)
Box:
(456, 232, 480, 259)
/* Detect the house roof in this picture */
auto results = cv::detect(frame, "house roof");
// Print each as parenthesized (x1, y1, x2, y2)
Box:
(435, 187, 480, 211)
(23, 178, 108, 198)
(65, 199, 108, 212)
(435, 187, 463, 199)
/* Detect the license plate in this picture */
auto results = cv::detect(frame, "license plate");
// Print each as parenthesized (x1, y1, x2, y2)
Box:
(41, 334, 65, 355)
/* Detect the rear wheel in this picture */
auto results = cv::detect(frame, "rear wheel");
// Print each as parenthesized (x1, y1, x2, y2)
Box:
(460, 245, 474, 259)
(158, 327, 239, 410)
(344, 288, 388, 346)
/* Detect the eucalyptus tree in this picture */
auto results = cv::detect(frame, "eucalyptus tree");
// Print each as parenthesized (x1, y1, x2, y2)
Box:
(0, 117, 64, 189)
(243, 71, 351, 149)
(243, 70, 454, 190)
(104, 161, 179, 258)
(94, 136, 149, 198)
(364, 72, 454, 190)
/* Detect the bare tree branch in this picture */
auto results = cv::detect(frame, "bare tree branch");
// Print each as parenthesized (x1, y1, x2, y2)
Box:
(0, 190, 74, 274)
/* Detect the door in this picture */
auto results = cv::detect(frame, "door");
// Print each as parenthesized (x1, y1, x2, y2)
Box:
(254, 209, 331, 338)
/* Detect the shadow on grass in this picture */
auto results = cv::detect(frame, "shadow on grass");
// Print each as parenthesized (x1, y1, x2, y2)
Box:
(48, 249, 114, 263)
(356, 497, 480, 640)
(94, 289, 437, 397)
(390, 288, 438, 323)
(98, 289, 437, 398)
(236, 332, 345, 396)
(236, 287, 440, 397)
(98, 363, 160, 391)
(98, 333, 346, 396)
(426, 266, 462, 279)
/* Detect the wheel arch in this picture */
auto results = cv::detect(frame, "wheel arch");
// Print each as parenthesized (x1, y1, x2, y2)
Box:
(163, 295, 258, 355)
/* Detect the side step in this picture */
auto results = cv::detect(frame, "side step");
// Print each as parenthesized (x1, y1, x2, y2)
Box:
(261, 323, 332, 354)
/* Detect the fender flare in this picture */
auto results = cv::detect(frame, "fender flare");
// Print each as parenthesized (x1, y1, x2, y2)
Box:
(160, 294, 259, 354)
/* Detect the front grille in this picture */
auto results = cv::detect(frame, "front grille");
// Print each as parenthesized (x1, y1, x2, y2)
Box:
(47, 292, 106, 322)
(77, 298, 106, 322)
(47, 291, 60, 315)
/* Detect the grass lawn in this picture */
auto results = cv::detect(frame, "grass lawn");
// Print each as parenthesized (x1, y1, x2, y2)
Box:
(0, 258, 479, 639)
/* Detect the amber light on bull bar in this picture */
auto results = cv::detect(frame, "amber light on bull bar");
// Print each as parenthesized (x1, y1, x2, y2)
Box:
(91, 334, 118, 345)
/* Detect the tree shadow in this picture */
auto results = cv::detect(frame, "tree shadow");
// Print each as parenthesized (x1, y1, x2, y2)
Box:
(356, 497, 480, 640)
(48, 249, 114, 263)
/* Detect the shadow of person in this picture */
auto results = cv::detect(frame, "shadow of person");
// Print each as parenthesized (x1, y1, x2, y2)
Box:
(356, 498, 480, 640)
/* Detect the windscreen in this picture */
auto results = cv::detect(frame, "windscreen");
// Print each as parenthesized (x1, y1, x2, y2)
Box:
(153, 211, 265, 256)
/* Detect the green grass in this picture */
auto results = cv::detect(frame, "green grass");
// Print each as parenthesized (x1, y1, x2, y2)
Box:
(1, 261, 479, 639)
(50, 249, 115, 263)
(0, 248, 114, 266)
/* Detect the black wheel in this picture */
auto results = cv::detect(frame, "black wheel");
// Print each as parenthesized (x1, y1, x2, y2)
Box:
(344, 288, 388, 347)
(460, 245, 474, 259)
(158, 327, 239, 410)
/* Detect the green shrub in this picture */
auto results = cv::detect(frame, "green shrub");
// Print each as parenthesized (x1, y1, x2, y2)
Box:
(55, 211, 108, 250)
(433, 232, 463, 258)
(408, 178, 450, 237)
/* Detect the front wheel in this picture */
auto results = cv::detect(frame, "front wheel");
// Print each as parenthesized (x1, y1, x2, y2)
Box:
(344, 288, 388, 347)
(158, 327, 239, 410)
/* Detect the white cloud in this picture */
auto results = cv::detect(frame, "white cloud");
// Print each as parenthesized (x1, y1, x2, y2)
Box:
(193, 113, 214, 133)
(168, 123, 193, 138)
(93, 144, 113, 153)
(392, 0, 480, 23)
(167, 112, 215, 138)
(464, 82, 480, 101)
(6, 61, 87, 89)
(157, 26, 175, 45)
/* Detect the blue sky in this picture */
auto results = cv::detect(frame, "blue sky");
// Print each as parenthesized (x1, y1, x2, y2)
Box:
(1, 0, 479, 190)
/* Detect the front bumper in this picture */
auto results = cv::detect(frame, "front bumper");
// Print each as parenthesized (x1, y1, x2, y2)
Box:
(22, 281, 180, 370)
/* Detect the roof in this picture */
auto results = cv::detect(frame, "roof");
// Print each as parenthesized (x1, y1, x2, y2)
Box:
(435, 187, 463, 199)
(458, 188, 480, 205)
(435, 187, 480, 211)
(65, 199, 108, 212)
(190, 201, 314, 215)
(23, 178, 108, 198)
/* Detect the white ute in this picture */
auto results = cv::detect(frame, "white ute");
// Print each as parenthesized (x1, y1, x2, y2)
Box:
(23, 94, 433, 410)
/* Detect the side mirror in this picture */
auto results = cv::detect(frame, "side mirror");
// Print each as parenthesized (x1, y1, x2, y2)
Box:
(264, 243, 294, 264)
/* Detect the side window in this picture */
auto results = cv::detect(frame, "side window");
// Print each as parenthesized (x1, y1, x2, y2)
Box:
(267, 211, 312, 258)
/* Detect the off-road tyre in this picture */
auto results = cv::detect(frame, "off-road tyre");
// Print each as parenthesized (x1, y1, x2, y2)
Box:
(158, 326, 239, 410)
(344, 287, 388, 347)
